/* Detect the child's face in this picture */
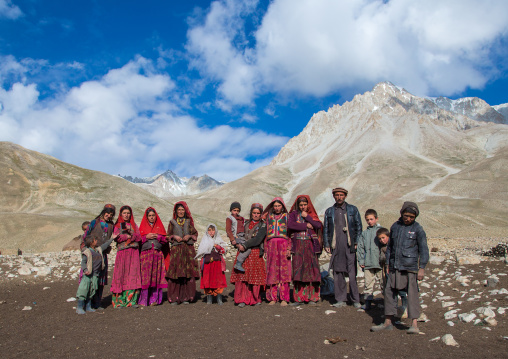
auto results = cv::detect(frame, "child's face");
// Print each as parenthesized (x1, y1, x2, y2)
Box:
(402, 212, 416, 225)
(273, 202, 283, 214)
(365, 214, 378, 227)
(82, 225, 89, 233)
(208, 227, 216, 237)
(298, 201, 308, 212)
(231, 208, 240, 216)
(91, 239, 98, 248)
(378, 233, 389, 245)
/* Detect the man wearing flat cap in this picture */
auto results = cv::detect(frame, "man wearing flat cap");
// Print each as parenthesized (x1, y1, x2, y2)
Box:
(323, 187, 362, 308)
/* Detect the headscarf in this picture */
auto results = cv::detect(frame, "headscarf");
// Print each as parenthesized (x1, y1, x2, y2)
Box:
(194, 223, 228, 259)
(249, 203, 264, 220)
(289, 195, 321, 223)
(173, 201, 195, 227)
(262, 197, 288, 220)
(139, 207, 167, 236)
(114, 205, 138, 231)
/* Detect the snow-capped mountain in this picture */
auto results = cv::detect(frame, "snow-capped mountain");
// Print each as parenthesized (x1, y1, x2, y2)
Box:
(121, 170, 224, 198)
(185, 81, 508, 239)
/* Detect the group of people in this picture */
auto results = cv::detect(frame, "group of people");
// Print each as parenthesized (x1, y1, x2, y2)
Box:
(75, 187, 429, 334)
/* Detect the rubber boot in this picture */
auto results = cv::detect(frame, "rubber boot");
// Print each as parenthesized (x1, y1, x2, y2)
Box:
(76, 299, 86, 315)
(217, 294, 223, 306)
(207, 295, 213, 305)
(362, 299, 372, 311)
(85, 299, 96, 312)
(234, 262, 246, 272)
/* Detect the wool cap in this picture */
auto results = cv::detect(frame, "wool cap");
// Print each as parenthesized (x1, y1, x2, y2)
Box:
(230, 201, 241, 211)
(400, 201, 419, 217)
(332, 187, 348, 195)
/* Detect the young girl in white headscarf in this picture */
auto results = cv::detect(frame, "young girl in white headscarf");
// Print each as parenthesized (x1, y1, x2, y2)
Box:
(195, 224, 228, 305)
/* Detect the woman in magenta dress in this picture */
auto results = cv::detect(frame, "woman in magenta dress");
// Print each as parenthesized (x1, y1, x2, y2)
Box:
(288, 195, 323, 305)
(110, 205, 142, 308)
(231, 203, 267, 307)
(262, 197, 292, 306)
(138, 207, 168, 306)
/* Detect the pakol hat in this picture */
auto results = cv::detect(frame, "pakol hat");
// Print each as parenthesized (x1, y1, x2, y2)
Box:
(332, 187, 348, 195)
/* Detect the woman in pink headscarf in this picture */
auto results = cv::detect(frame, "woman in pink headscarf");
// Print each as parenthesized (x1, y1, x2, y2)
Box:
(262, 197, 292, 306)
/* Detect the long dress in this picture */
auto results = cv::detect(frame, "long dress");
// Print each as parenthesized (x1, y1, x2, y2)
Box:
(263, 197, 292, 303)
(288, 210, 322, 303)
(166, 218, 200, 303)
(230, 219, 267, 305)
(110, 223, 141, 308)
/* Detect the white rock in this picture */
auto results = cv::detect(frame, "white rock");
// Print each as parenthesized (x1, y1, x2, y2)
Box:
(497, 307, 506, 315)
(22, 306, 32, 311)
(35, 266, 52, 276)
(476, 307, 496, 318)
(66, 297, 77, 302)
(8, 274, 15, 278)
(429, 256, 446, 265)
(430, 336, 440, 342)
(442, 301, 455, 308)
(498, 288, 508, 295)
(483, 317, 497, 326)
(456, 255, 481, 265)
(447, 321, 455, 327)
(17, 265, 32, 276)
(43, 287, 50, 290)
(441, 334, 459, 347)
(325, 310, 336, 315)
(444, 309, 459, 320)
(458, 313, 476, 323)
(473, 319, 482, 325)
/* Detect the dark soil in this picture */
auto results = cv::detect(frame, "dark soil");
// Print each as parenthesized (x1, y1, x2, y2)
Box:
(0, 260, 507, 359)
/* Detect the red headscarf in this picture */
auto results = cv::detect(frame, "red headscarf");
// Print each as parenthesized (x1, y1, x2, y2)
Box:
(289, 195, 321, 223)
(262, 197, 288, 220)
(114, 205, 138, 231)
(173, 201, 195, 227)
(139, 207, 167, 236)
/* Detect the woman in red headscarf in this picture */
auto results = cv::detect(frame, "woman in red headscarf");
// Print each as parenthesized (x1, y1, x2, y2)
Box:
(110, 205, 142, 308)
(288, 195, 323, 305)
(231, 203, 267, 307)
(166, 201, 199, 304)
(138, 207, 168, 306)
(262, 197, 292, 306)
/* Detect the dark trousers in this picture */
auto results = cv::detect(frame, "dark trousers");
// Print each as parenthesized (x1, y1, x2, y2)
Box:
(334, 270, 360, 303)
(384, 271, 420, 319)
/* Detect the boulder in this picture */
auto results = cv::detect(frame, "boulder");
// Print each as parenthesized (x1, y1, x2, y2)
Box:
(456, 255, 482, 265)
(17, 265, 32, 276)
(62, 235, 82, 251)
(458, 313, 476, 323)
(441, 334, 459, 347)
(429, 256, 446, 265)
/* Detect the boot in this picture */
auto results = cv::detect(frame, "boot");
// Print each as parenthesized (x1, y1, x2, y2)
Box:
(217, 294, 223, 306)
(76, 299, 86, 315)
(85, 299, 96, 312)
(234, 262, 246, 272)
(207, 295, 213, 305)
(398, 296, 408, 319)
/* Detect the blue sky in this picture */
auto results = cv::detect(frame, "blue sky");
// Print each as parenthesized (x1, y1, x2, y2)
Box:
(1, 0, 507, 181)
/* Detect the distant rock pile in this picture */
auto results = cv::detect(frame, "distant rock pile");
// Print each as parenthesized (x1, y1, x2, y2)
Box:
(482, 244, 508, 257)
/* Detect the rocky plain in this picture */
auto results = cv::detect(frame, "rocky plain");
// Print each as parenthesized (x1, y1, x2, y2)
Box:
(0, 236, 507, 358)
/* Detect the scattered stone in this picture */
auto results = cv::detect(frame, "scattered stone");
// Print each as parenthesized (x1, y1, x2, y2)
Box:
(444, 309, 459, 320)
(483, 317, 497, 326)
(43, 287, 50, 290)
(417, 313, 429, 322)
(429, 256, 445, 265)
(35, 266, 52, 276)
(458, 313, 476, 323)
(442, 301, 455, 308)
(66, 297, 76, 302)
(487, 278, 499, 288)
(325, 310, 336, 315)
(476, 307, 496, 318)
(22, 306, 32, 311)
(17, 266, 31, 276)
(441, 334, 459, 347)
(430, 336, 440, 342)
(447, 321, 455, 327)
(456, 255, 481, 265)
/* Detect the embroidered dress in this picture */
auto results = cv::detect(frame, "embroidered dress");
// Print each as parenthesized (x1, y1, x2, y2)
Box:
(288, 195, 323, 303)
(138, 207, 168, 306)
(166, 201, 199, 304)
(110, 205, 142, 308)
(262, 198, 292, 303)
(230, 203, 267, 305)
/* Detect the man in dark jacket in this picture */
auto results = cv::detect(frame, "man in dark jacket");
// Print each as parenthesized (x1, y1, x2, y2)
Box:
(323, 187, 363, 308)
(371, 201, 429, 334)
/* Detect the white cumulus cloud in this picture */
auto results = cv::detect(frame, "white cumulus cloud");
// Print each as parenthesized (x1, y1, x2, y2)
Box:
(0, 56, 288, 181)
(186, 0, 508, 106)
(0, 0, 22, 19)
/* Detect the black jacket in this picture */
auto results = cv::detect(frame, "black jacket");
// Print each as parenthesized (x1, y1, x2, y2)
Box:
(323, 202, 362, 252)
(386, 218, 429, 272)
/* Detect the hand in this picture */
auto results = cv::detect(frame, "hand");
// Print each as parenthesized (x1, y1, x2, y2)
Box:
(306, 223, 313, 229)
(126, 235, 132, 240)
(417, 268, 425, 281)
(84, 270, 90, 275)
(183, 235, 191, 242)
(360, 265, 365, 268)
(324, 247, 331, 254)
(354, 244, 357, 250)
(174, 235, 182, 242)
(263, 253, 267, 260)
(238, 245, 245, 252)
(231, 240, 237, 246)
(301, 211, 308, 218)
(112, 233, 120, 240)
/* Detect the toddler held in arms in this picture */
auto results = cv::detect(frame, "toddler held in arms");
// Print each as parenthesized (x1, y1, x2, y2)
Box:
(226, 202, 250, 272)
